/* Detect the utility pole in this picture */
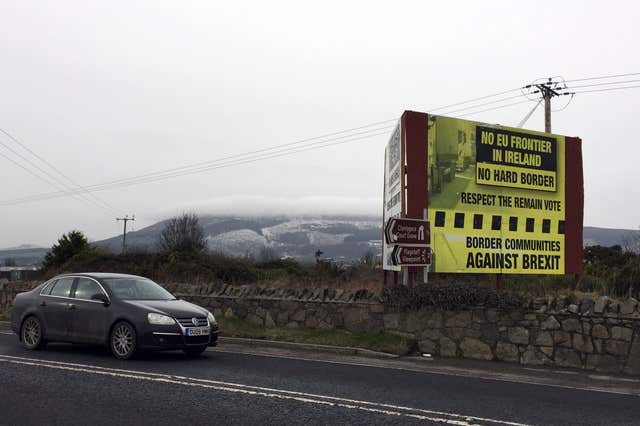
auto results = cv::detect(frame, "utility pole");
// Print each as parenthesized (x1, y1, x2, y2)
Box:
(535, 78, 562, 133)
(116, 215, 135, 254)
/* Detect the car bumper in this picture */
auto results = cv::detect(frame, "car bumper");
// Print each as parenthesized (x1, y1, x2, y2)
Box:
(137, 323, 219, 350)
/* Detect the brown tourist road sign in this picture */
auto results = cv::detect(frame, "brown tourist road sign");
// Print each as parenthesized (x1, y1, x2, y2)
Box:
(391, 246, 431, 266)
(384, 218, 430, 245)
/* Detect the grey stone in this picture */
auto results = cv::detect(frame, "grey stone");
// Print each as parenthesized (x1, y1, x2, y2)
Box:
(579, 298, 595, 315)
(620, 298, 638, 315)
(383, 313, 401, 330)
(611, 326, 633, 342)
(495, 342, 519, 362)
(285, 321, 300, 329)
(291, 309, 306, 322)
(553, 330, 571, 347)
(582, 320, 592, 336)
(605, 340, 630, 356)
(540, 316, 561, 330)
(485, 309, 499, 323)
(555, 348, 583, 369)
(445, 312, 472, 328)
(446, 327, 465, 340)
(276, 311, 289, 326)
(246, 313, 263, 326)
(522, 347, 545, 366)
(594, 296, 609, 314)
(213, 307, 223, 317)
(343, 308, 369, 332)
(572, 334, 594, 353)
(472, 310, 486, 323)
(561, 318, 582, 333)
(265, 311, 276, 328)
(224, 307, 235, 318)
(439, 337, 457, 357)
(426, 311, 443, 328)
(420, 329, 441, 341)
(418, 339, 437, 354)
(534, 331, 553, 346)
(592, 324, 609, 339)
(507, 327, 529, 345)
(568, 304, 579, 314)
(623, 334, 640, 375)
(460, 338, 493, 360)
(586, 354, 619, 373)
(539, 346, 554, 358)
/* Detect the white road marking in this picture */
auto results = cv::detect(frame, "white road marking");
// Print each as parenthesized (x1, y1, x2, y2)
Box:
(0, 354, 530, 426)
(212, 348, 640, 397)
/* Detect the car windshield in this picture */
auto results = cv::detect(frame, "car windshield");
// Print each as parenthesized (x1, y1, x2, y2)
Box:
(102, 278, 175, 301)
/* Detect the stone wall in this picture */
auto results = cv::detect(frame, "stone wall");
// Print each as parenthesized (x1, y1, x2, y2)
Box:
(0, 282, 35, 314)
(2, 281, 640, 375)
(171, 284, 640, 376)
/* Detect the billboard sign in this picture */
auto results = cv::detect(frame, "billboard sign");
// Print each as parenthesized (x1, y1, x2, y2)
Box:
(427, 115, 566, 274)
(382, 122, 402, 271)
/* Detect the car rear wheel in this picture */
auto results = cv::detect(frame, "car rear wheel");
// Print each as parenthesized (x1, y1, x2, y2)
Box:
(110, 321, 137, 360)
(21, 316, 46, 350)
(183, 345, 208, 357)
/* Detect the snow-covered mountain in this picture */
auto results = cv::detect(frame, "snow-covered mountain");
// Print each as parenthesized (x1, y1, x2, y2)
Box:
(95, 215, 382, 261)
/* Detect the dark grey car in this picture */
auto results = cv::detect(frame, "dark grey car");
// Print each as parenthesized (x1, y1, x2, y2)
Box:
(10, 273, 219, 359)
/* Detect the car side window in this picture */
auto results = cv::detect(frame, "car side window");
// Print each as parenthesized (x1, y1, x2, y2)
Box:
(41, 279, 58, 295)
(49, 277, 75, 298)
(74, 278, 105, 301)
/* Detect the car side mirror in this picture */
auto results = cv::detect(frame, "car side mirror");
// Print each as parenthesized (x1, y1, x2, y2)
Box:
(91, 293, 110, 306)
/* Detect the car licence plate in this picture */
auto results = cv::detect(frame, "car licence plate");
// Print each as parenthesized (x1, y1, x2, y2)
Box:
(185, 327, 210, 336)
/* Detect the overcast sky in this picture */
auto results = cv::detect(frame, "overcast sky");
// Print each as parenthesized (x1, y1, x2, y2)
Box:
(1, 0, 639, 248)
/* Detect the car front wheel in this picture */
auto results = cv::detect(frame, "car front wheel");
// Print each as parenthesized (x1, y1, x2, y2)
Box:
(110, 321, 137, 360)
(21, 316, 46, 350)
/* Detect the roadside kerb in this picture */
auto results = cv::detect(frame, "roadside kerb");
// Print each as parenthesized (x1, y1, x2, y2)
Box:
(218, 336, 400, 359)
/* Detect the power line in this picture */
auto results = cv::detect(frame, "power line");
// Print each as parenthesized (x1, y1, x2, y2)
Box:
(455, 100, 532, 118)
(564, 72, 640, 83)
(569, 85, 640, 94)
(0, 127, 394, 206)
(0, 128, 119, 213)
(427, 87, 524, 112)
(437, 93, 527, 116)
(0, 134, 112, 212)
(565, 79, 640, 90)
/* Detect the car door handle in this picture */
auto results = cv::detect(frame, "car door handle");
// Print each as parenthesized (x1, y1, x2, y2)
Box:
(68, 304, 76, 310)
(40, 301, 46, 307)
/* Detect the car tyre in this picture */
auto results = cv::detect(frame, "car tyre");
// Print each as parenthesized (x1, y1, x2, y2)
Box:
(110, 321, 137, 360)
(21, 316, 46, 350)
(183, 345, 208, 357)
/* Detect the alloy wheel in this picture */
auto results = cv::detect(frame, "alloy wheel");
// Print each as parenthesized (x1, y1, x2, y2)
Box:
(22, 317, 41, 348)
(112, 323, 135, 358)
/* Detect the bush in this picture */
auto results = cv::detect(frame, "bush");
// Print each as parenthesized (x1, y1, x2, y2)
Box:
(42, 230, 91, 272)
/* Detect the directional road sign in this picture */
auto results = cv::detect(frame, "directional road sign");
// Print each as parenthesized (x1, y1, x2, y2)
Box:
(391, 246, 431, 266)
(384, 218, 430, 245)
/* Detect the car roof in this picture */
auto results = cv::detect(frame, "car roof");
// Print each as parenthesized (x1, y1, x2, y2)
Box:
(55, 272, 148, 280)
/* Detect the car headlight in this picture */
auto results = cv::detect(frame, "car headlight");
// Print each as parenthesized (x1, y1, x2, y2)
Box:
(147, 313, 176, 325)
(207, 311, 216, 325)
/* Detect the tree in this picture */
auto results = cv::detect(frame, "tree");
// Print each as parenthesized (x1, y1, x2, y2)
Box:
(41, 230, 90, 270)
(158, 212, 207, 254)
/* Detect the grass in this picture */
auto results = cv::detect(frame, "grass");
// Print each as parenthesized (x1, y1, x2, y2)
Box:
(218, 316, 414, 356)
(0, 308, 10, 321)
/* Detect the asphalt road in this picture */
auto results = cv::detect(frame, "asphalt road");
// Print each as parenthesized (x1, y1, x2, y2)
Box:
(0, 331, 639, 426)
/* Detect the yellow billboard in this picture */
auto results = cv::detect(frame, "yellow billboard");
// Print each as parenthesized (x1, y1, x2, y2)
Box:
(427, 115, 565, 274)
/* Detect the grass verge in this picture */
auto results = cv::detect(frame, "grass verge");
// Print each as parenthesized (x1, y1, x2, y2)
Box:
(0, 308, 10, 321)
(218, 316, 414, 356)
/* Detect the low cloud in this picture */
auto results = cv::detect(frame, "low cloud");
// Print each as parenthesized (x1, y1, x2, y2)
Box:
(153, 195, 382, 220)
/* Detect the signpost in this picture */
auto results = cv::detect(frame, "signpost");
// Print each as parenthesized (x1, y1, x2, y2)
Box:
(384, 218, 430, 245)
(384, 217, 431, 272)
(391, 246, 431, 266)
